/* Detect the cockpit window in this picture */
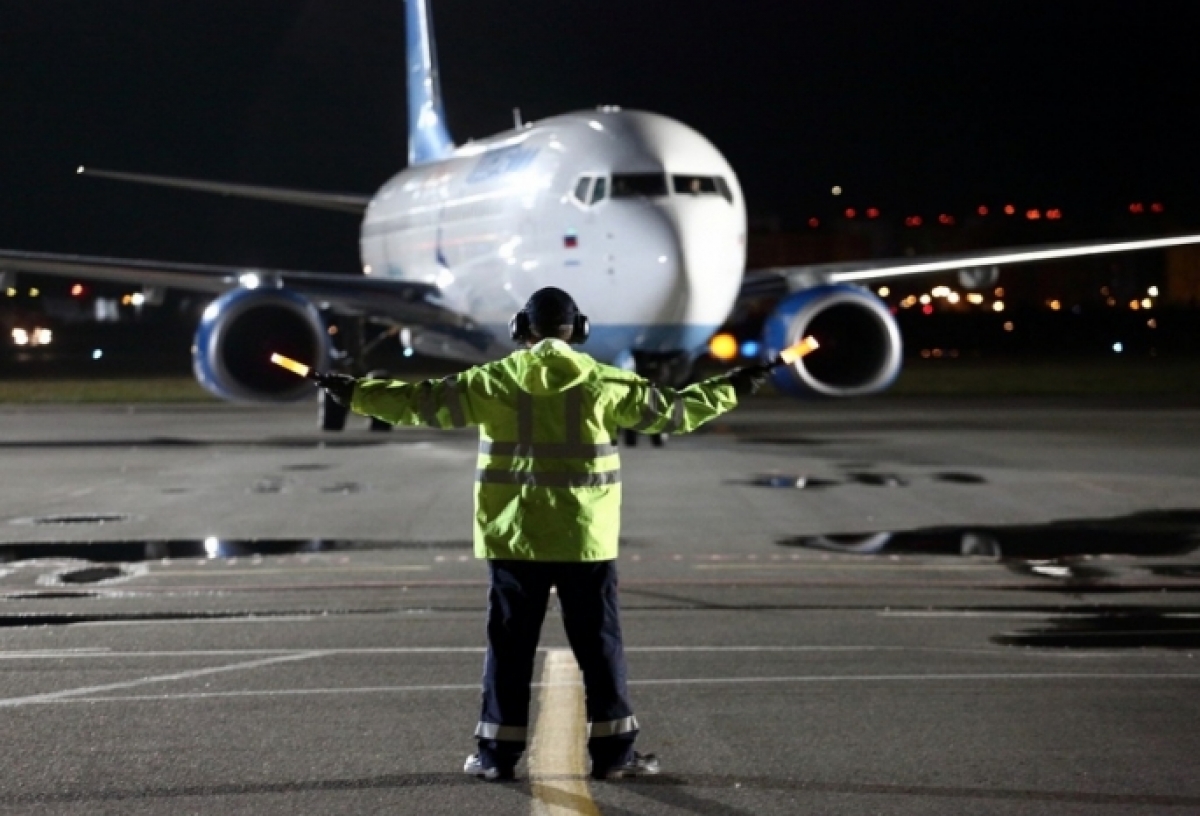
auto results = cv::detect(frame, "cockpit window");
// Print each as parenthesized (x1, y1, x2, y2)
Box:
(611, 173, 668, 198)
(590, 176, 608, 204)
(572, 176, 593, 205)
(673, 175, 734, 203)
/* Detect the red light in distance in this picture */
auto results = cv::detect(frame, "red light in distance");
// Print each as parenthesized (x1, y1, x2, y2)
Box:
(808, 217, 820, 228)
(1003, 204, 1015, 215)
(70, 283, 84, 297)
(1026, 209, 1041, 220)
(844, 208, 857, 219)
(922, 304, 934, 315)
(977, 205, 989, 216)
(938, 214, 955, 225)
(866, 207, 880, 219)
(1150, 202, 1164, 213)
(905, 216, 923, 228)
(1046, 209, 1062, 220)
(1130, 202, 1145, 214)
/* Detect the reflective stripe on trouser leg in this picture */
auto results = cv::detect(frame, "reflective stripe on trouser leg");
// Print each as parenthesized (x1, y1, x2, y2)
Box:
(589, 715, 639, 738)
(474, 722, 529, 741)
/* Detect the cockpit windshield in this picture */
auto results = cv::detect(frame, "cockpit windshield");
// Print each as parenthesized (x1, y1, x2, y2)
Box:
(672, 175, 734, 203)
(611, 173, 669, 198)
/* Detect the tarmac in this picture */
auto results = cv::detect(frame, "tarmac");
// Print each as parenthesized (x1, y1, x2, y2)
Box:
(1, 396, 1199, 815)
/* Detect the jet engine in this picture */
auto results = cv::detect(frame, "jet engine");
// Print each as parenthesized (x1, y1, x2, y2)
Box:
(192, 287, 330, 403)
(762, 284, 902, 397)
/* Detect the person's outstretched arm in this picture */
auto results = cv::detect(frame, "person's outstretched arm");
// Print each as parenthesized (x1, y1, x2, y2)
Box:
(351, 371, 483, 429)
(609, 373, 739, 435)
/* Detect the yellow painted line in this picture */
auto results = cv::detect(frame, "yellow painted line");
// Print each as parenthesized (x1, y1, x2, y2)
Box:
(529, 649, 600, 816)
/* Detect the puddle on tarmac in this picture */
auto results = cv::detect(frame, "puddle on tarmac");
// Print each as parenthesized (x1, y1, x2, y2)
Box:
(993, 611, 1200, 649)
(779, 510, 1200, 563)
(0, 539, 473, 564)
(749, 471, 983, 489)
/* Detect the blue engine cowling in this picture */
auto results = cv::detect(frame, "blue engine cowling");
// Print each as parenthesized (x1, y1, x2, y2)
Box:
(762, 284, 903, 397)
(192, 287, 330, 403)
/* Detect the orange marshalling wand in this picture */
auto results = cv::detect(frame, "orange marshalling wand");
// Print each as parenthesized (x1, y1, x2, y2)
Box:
(270, 353, 312, 378)
(775, 336, 819, 367)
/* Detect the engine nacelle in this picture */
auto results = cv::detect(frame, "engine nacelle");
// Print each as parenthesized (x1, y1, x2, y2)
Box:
(192, 287, 330, 403)
(763, 284, 902, 397)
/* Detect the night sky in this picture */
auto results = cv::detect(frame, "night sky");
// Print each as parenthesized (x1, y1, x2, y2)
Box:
(2, 1, 1197, 274)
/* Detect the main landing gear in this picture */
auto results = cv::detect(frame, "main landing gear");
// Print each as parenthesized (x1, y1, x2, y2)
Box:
(319, 316, 400, 433)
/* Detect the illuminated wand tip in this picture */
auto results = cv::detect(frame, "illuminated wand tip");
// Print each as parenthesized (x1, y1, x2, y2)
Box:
(270, 353, 310, 378)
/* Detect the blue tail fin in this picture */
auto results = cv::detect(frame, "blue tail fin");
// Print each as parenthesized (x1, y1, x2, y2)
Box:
(406, 0, 455, 165)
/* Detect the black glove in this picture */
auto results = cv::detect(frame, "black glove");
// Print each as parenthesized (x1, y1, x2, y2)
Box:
(725, 364, 771, 397)
(313, 372, 358, 407)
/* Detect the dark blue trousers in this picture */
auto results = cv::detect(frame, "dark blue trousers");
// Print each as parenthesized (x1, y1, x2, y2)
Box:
(476, 559, 638, 774)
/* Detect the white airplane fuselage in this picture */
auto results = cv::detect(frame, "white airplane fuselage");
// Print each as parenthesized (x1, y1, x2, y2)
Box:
(360, 109, 746, 365)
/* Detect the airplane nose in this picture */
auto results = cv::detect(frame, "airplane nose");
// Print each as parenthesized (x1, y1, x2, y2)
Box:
(671, 201, 745, 330)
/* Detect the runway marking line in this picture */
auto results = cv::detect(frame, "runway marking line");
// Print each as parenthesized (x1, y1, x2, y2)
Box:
(529, 649, 600, 816)
(0, 651, 326, 708)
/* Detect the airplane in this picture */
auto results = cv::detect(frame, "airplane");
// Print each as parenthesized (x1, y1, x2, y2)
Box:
(3, 0, 1200, 438)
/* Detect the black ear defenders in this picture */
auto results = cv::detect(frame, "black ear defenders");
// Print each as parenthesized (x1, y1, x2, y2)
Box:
(509, 310, 590, 344)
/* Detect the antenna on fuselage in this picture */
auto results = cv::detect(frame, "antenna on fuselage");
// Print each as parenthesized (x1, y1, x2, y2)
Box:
(406, 0, 455, 165)
(512, 107, 523, 129)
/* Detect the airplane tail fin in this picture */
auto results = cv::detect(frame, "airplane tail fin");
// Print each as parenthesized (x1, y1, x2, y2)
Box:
(406, 0, 455, 165)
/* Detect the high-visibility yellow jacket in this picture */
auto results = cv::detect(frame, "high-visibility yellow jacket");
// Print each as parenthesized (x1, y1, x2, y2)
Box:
(351, 338, 738, 562)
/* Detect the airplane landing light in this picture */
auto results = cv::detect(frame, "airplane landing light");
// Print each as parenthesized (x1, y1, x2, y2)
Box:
(708, 333, 738, 361)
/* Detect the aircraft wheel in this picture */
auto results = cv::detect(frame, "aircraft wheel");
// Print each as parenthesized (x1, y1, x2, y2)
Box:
(369, 416, 393, 433)
(650, 433, 667, 448)
(623, 429, 639, 447)
(319, 391, 348, 431)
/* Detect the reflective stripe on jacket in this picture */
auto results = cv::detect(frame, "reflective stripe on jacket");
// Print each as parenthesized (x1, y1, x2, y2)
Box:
(351, 338, 738, 561)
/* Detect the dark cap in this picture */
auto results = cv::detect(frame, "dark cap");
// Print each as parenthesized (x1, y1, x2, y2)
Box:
(524, 287, 579, 337)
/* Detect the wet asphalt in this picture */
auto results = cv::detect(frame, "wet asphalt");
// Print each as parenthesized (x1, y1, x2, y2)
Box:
(1, 397, 1199, 814)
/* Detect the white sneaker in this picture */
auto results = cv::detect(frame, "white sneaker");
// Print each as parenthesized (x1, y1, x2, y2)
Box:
(594, 752, 660, 780)
(463, 753, 516, 782)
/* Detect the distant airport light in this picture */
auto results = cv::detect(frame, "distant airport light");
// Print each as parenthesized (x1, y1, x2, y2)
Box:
(92, 349, 103, 360)
(1049, 299, 1061, 311)
(1148, 286, 1159, 297)
(921, 349, 931, 358)
(1129, 300, 1140, 311)
(900, 295, 917, 308)
(877, 286, 890, 297)
(12, 329, 28, 346)
(931, 286, 950, 298)
(808, 217, 820, 228)
(740, 340, 761, 359)
(905, 215, 923, 227)
(1141, 298, 1153, 309)
(947, 292, 961, 304)
(708, 333, 738, 362)
(1130, 202, 1145, 214)
(1026, 209, 1041, 220)
(938, 214, 954, 225)
(1046, 209, 1062, 220)
(130, 293, 146, 306)
(29, 288, 39, 297)
(992, 301, 1005, 312)
(1151, 202, 1164, 213)
(1113, 342, 1124, 353)
(1106, 297, 1117, 307)
(70, 283, 84, 297)
(967, 293, 984, 305)
(204, 537, 220, 559)
(1003, 321, 1014, 332)
(76, 165, 85, 174)
(6, 288, 16, 298)
(844, 208, 857, 219)
(1148, 319, 1158, 329)
(36, 329, 51, 345)
(994, 287, 1005, 297)
(866, 207, 880, 219)
(832, 186, 843, 196)
(1004, 204, 1016, 215)
(919, 294, 932, 305)
(921, 304, 934, 315)
(977, 205, 989, 216)
(932, 348, 943, 358)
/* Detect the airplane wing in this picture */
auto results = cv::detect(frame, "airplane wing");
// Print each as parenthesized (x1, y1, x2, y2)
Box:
(742, 232, 1200, 298)
(0, 248, 496, 362)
